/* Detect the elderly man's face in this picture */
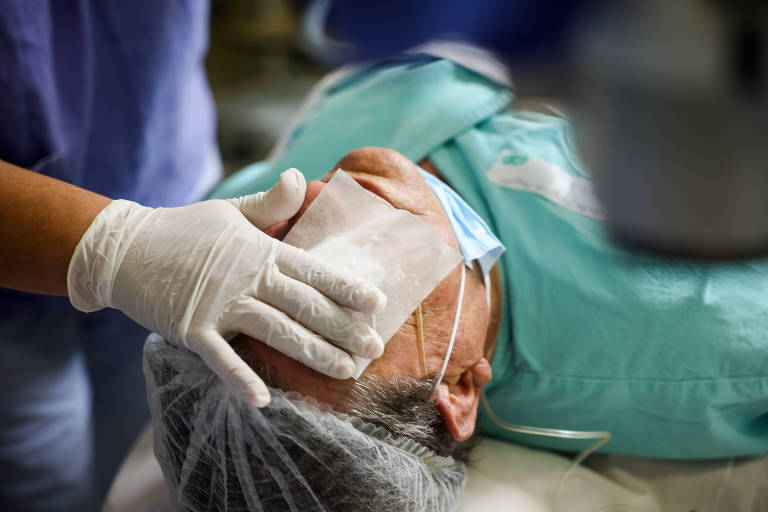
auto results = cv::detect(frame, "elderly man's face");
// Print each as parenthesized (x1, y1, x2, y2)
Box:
(232, 147, 497, 440)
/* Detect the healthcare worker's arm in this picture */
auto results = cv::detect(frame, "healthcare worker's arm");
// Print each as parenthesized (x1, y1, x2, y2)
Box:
(0, 160, 386, 406)
(0, 160, 112, 294)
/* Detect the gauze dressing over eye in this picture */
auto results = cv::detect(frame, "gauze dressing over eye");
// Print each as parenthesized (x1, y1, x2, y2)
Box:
(284, 170, 462, 378)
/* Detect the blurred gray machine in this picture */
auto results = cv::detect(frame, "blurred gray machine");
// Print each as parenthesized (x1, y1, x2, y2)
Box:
(302, 0, 767, 258)
(572, 0, 768, 258)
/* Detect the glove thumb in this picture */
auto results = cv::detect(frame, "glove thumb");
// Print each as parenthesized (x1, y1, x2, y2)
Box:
(227, 168, 307, 229)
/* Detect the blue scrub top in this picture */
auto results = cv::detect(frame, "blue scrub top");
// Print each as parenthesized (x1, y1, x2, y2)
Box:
(0, 0, 217, 309)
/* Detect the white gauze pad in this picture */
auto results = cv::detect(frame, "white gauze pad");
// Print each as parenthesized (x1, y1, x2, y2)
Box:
(283, 170, 462, 378)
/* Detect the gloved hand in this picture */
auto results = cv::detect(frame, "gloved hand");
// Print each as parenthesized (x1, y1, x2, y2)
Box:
(68, 168, 386, 406)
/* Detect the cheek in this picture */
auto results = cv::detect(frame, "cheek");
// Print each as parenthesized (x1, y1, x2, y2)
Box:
(462, 299, 491, 359)
(464, 287, 490, 333)
(448, 274, 492, 362)
(363, 327, 421, 379)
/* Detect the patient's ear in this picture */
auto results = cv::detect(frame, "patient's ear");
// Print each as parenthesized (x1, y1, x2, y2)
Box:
(435, 358, 492, 441)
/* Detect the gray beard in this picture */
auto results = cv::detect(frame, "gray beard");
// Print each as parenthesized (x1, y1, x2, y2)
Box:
(344, 374, 477, 464)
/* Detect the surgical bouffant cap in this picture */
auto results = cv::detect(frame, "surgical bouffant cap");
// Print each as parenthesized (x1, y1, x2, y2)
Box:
(143, 334, 467, 511)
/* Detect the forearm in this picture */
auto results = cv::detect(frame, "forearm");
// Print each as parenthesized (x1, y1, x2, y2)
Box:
(0, 159, 112, 295)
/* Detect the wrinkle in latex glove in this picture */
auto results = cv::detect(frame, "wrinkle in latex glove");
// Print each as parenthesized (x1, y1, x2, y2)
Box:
(67, 168, 386, 407)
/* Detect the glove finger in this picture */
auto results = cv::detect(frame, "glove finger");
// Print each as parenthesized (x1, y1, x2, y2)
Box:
(227, 168, 307, 229)
(228, 299, 357, 379)
(256, 269, 383, 358)
(275, 244, 387, 314)
(193, 330, 272, 407)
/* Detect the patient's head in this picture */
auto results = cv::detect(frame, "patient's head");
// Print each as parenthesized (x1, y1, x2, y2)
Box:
(234, 147, 498, 444)
(144, 147, 501, 511)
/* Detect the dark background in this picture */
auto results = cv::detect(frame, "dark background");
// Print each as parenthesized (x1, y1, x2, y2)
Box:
(207, 0, 324, 176)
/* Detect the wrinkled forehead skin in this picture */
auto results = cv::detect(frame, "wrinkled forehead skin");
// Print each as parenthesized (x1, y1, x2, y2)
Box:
(247, 147, 491, 405)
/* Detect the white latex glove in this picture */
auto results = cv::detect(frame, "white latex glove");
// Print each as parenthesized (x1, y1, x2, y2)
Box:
(68, 168, 386, 406)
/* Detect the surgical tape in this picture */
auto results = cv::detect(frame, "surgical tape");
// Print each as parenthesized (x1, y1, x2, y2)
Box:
(284, 170, 462, 378)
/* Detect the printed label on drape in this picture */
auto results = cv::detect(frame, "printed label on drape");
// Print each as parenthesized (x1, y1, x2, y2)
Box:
(485, 149, 607, 220)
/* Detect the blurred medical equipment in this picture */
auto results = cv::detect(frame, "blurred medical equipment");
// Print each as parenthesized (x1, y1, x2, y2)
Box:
(283, 170, 461, 378)
(572, 0, 768, 259)
(68, 168, 386, 407)
(143, 334, 467, 512)
(301, 0, 768, 259)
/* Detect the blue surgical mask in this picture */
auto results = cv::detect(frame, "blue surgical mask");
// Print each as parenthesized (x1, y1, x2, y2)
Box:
(420, 169, 505, 278)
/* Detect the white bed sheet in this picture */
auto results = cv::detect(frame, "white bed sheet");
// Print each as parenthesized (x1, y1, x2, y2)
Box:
(105, 425, 768, 512)
(458, 438, 658, 512)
